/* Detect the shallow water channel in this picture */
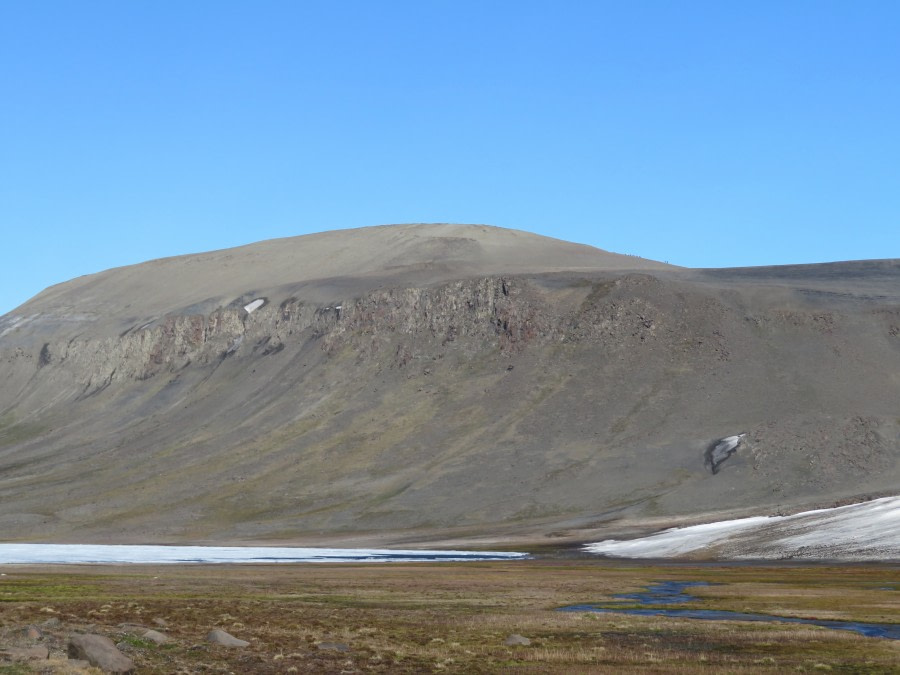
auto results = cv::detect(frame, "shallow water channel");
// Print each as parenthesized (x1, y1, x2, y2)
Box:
(558, 581, 900, 640)
(0, 544, 528, 565)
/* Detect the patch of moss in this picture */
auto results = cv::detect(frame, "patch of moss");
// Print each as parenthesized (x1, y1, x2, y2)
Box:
(117, 634, 157, 649)
(0, 665, 34, 675)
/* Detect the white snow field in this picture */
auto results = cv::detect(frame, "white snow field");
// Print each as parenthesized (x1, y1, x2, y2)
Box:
(243, 298, 265, 313)
(586, 496, 900, 560)
(0, 544, 527, 565)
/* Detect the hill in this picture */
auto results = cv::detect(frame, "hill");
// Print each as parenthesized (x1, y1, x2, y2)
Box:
(0, 224, 897, 547)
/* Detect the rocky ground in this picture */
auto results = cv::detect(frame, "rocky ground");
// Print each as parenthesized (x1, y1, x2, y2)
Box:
(0, 612, 257, 673)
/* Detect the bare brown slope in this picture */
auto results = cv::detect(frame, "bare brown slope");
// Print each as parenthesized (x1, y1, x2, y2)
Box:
(0, 226, 897, 547)
(4, 224, 672, 345)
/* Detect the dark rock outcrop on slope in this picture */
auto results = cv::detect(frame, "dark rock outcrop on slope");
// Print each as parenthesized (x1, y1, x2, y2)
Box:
(0, 224, 898, 545)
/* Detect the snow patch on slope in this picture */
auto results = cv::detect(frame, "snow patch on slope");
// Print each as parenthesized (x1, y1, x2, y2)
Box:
(586, 496, 900, 561)
(243, 298, 265, 314)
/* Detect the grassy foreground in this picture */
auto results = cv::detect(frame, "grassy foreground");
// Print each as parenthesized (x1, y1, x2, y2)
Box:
(1, 560, 899, 673)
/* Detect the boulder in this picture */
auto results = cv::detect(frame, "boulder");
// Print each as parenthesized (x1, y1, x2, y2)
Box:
(23, 625, 44, 640)
(206, 629, 249, 647)
(68, 634, 135, 673)
(143, 629, 170, 645)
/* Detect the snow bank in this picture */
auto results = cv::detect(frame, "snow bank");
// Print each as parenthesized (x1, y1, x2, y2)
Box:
(586, 516, 773, 558)
(586, 496, 900, 560)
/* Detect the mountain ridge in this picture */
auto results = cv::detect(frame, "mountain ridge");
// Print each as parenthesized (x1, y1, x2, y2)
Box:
(5, 224, 674, 345)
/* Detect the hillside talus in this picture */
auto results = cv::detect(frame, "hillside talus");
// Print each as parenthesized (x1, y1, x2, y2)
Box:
(0, 226, 898, 545)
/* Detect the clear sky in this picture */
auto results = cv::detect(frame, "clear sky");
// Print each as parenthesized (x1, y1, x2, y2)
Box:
(2, 1, 898, 315)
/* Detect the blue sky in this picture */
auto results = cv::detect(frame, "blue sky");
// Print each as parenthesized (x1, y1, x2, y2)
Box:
(2, 1, 898, 315)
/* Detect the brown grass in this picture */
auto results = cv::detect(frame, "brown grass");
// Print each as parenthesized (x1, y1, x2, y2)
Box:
(0, 560, 898, 673)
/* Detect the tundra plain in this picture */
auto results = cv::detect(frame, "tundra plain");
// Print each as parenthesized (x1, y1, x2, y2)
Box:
(2, 560, 899, 674)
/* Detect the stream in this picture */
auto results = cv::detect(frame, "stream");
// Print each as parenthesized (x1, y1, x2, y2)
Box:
(558, 581, 900, 640)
